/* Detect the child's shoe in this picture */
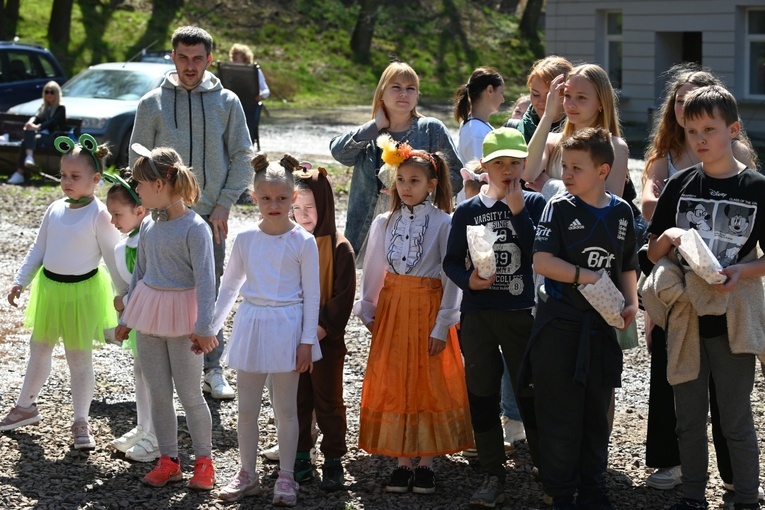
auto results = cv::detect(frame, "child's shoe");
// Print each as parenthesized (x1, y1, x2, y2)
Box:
(501, 415, 526, 443)
(0, 404, 41, 431)
(261, 444, 280, 461)
(125, 432, 160, 462)
(72, 419, 96, 450)
(143, 455, 183, 487)
(294, 456, 314, 484)
(273, 471, 299, 506)
(111, 425, 146, 453)
(319, 458, 345, 491)
(412, 466, 436, 494)
(385, 466, 414, 493)
(218, 469, 261, 502)
(188, 456, 215, 490)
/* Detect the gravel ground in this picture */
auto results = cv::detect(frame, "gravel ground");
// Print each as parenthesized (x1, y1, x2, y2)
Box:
(0, 183, 764, 510)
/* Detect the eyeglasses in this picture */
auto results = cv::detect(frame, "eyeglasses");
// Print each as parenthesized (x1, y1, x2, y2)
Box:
(44, 89, 56, 95)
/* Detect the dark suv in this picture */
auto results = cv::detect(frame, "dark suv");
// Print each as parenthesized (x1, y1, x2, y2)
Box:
(0, 41, 66, 111)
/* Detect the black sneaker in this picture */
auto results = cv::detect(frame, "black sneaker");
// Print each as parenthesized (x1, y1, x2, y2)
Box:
(733, 504, 761, 510)
(320, 459, 345, 491)
(385, 466, 413, 493)
(576, 493, 616, 510)
(294, 458, 314, 484)
(470, 474, 505, 507)
(670, 498, 709, 510)
(412, 466, 435, 494)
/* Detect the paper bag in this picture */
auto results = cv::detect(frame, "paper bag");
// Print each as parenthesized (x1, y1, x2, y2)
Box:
(676, 229, 726, 284)
(466, 225, 499, 278)
(578, 269, 625, 329)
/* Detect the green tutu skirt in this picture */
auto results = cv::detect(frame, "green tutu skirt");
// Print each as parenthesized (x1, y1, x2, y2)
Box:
(24, 266, 118, 350)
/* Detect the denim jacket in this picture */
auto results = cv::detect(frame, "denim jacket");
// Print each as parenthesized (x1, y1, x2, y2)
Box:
(329, 116, 462, 253)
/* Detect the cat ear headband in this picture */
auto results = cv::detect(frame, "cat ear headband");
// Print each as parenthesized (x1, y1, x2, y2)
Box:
(131, 143, 177, 181)
(103, 171, 141, 205)
(54, 133, 102, 172)
(460, 167, 490, 184)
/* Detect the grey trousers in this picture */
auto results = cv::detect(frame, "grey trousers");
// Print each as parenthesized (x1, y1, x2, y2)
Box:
(137, 333, 213, 459)
(673, 334, 759, 505)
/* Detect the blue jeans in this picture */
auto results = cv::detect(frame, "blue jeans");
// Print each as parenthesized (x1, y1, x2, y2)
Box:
(500, 356, 522, 421)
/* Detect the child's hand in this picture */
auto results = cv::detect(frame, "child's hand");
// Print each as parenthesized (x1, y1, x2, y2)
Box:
(505, 177, 525, 215)
(296, 344, 313, 373)
(114, 325, 131, 342)
(617, 303, 638, 331)
(662, 227, 687, 248)
(7, 285, 21, 307)
(716, 265, 738, 293)
(544, 74, 566, 120)
(428, 337, 446, 356)
(114, 295, 124, 313)
(579, 268, 602, 286)
(468, 268, 496, 290)
(189, 334, 218, 355)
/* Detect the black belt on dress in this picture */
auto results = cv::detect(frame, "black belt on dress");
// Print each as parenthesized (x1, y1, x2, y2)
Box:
(43, 267, 98, 283)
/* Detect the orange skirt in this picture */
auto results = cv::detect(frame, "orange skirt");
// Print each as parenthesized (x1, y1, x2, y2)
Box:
(359, 273, 473, 457)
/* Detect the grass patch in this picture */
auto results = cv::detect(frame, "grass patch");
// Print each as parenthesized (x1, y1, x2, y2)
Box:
(14, 0, 540, 108)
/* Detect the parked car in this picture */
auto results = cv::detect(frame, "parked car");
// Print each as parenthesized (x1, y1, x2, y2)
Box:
(8, 61, 174, 167)
(0, 41, 67, 111)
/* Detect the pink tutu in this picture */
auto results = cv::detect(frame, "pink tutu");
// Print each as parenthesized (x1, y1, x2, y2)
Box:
(122, 280, 197, 337)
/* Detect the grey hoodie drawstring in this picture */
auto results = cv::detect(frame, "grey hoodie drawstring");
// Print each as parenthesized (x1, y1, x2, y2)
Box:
(201, 92, 207, 191)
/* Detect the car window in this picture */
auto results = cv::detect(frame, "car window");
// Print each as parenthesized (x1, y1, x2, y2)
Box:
(3, 51, 33, 82)
(35, 54, 60, 79)
(62, 68, 161, 101)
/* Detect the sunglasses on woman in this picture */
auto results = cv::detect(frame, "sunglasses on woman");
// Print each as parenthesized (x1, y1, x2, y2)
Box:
(44, 89, 56, 95)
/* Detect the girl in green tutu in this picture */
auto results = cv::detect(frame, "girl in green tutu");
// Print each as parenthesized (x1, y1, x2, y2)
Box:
(1, 134, 126, 451)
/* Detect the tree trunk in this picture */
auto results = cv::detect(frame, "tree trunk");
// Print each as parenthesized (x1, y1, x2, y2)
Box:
(519, 0, 544, 41)
(3, 0, 20, 40)
(48, 0, 74, 54)
(350, 0, 380, 63)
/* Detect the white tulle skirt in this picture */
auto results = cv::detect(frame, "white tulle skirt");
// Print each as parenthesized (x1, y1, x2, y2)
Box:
(223, 301, 322, 373)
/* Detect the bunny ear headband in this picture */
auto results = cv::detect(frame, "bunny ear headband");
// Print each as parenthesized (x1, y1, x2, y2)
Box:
(54, 133, 102, 172)
(131, 143, 173, 181)
(460, 167, 490, 184)
(103, 170, 141, 205)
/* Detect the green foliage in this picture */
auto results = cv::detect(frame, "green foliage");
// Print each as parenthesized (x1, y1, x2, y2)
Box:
(15, 0, 541, 107)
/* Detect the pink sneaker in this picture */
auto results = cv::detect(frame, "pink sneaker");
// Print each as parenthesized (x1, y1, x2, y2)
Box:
(0, 404, 41, 431)
(273, 472, 299, 506)
(218, 469, 261, 502)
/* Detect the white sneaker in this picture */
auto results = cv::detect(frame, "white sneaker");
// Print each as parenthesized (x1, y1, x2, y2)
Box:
(646, 465, 682, 490)
(111, 425, 146, 453)
(23, 156, 35, 169)
(203, 369, 235, 400)
(262, 444, 280, 461)
(125, 432, 160, 462)
(722, 481, 765, 501)
(501, 416, 526, 444)
(7, 171, 24, 185)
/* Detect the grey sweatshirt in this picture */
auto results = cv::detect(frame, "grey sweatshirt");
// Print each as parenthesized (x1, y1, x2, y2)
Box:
(129, 71, 253, 216)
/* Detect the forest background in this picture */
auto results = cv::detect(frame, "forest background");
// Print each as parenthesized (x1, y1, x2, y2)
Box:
(0, 0, 545, 115)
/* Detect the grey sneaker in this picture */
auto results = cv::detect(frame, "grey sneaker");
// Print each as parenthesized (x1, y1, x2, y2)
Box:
(203, 369, 235, 400)
(470, 474, 506, 508)
(72, 419, 95, 450)
(0, 404, 41, 431)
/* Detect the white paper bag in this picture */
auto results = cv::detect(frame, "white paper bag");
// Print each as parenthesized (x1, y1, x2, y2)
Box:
(676, 229, 726, 285)
(466, 225, 499, 278)
(578, 269, 625, 329)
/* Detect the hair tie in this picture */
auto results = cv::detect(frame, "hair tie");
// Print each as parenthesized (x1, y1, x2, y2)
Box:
(103, 171, 141, 205)
(166, 165, 178, 181)
(55, 133, 102, 172)
(131, 143, 164, 180)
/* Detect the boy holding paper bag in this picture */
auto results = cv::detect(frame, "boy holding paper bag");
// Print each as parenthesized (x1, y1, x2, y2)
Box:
(444, 127, 546, 507)
(646, 85, 765, 510)
(527, 127, 638, 509)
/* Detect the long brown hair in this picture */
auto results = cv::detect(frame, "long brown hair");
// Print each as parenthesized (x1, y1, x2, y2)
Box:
(388, 151, 453, 215)
(561, 64, 621, 138)
(453, 67, 504, 123)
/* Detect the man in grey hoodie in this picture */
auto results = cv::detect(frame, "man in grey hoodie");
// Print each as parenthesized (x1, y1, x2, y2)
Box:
(129, 26, 253, 400)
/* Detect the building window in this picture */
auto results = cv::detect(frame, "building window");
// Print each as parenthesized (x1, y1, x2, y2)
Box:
(747, 8, 765, 97)
(605, 11, 623, 90)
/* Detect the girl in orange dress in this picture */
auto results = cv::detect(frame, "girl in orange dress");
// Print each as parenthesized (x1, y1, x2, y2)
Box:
(354, 135, 473, 495)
